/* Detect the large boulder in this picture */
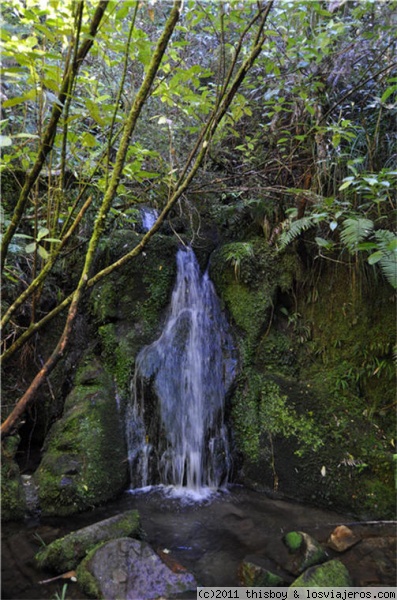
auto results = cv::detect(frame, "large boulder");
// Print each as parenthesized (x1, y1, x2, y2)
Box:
(34, 358, 128, 516)
(35, 510, 140, 572)
(77, 537, 197, 599)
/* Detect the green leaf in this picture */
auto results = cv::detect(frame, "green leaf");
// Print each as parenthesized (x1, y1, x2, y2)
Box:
(44, 238, 61, 243)
(381, 85, 397, 103)
(0, 135, 12, 147)
(25, 242, 36, 253)
(2, 90, 37, 108)
(339, 179, 354, 191)
(315, 237, 334, 250)
(367, 251, 383, 265)
(14, 133, 40, 139)
(37, 227, 50, 241)
(37, 245, 49, 260)
(340, 218, 374, 251)
(362, 177, 378, 186)
(278, 217, 316, 250)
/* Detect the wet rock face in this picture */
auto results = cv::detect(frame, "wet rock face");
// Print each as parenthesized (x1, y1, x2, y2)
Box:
(77, 537, 197, 600)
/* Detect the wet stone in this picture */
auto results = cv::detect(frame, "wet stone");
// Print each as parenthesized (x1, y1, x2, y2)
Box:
(283, 531, 328, 576)
(327, 525, 361, 552)
(77, 537, 197, 600)
(290, 559, 353, 587)
(238, 555, 286, 587)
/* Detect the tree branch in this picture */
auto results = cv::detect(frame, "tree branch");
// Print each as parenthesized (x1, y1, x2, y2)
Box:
(1, 0, 182, 440)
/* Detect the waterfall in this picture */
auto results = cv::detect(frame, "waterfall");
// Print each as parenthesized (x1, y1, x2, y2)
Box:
(141, 208, 159, 232)
(126, 247, 237, 496)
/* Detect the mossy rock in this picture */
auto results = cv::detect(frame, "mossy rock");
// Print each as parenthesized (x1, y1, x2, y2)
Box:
(284, 531, 303, 552)
(1, 436, 26, 521)
(35, 357, 128, 516)
(290, 559, 353, 587)
(76, 537, 197, 600)
(209, 240, 297, 359)
(283, 531, 328, 576)
(90, 231, 180, 396)
(238, 556, 285, 587)
(35, 510, 140, 573)
(221, 242, 395, 518)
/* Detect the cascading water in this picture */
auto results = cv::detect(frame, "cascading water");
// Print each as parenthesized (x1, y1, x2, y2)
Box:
(141, 207, 159, 232)
(126, 247, 237, 496)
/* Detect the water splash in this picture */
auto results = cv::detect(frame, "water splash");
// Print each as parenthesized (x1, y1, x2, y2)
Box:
(126, 247, 237, 497)
(141, 208, 159, 232)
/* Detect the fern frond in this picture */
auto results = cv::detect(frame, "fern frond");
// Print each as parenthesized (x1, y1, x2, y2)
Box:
(340, 217, 374, 252)
(278, 217, 315, 250)
(221, 242, 255, 281)
(374, 230, 397, 289)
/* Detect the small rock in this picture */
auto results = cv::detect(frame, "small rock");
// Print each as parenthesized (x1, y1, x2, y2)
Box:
(290, 559, 353, 587)
(327, 525, 360, 552)
(238, 556, 285, 587)
(283, 531, 328, 575)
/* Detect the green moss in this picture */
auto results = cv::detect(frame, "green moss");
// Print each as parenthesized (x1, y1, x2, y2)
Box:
(35, 358, 128, 516)
(293, 263, 396, 516)
(211, 239, 300, 362)
(232, 371, 322, 464)
(98, 324, 133, 393)
(1, 456, 26, 521)
(35, 510, 140, 572)
(256, 332, 298, 378)
(1, 436, 26, 521)
(91, 280, 117, 323)
(239, 561, 284, 587)
(284, 531, 303, 552)
(290, 559, 352, 587)
(135, 257, 175, 335)
(76, 548, 104, 599)
(359, 478, 396, 519)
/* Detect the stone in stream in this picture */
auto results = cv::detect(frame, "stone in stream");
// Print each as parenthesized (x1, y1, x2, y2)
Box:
(283, 530, 328, 575)
(76, 537, 197, 600)
(327, 525, 361, 552)
(290, 558, 353, 587)
(35, 510, 140, 572)
(238, 555, 286, 586)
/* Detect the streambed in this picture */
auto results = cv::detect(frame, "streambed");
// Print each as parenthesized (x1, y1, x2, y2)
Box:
(2, 486, 396, 599)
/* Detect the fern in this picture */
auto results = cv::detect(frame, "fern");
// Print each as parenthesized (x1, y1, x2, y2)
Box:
(370, 229, 397, 289)
(278, 216, 316, 250)
(340, 217, 374, 252)
(221, 242, 254, 280)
